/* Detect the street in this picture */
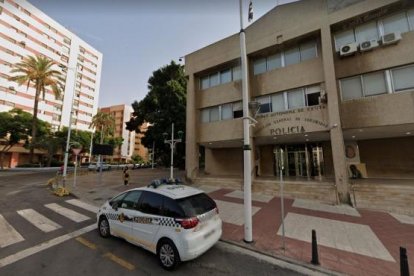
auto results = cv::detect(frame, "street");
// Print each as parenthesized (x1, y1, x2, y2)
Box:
(0, 170, 304, 276)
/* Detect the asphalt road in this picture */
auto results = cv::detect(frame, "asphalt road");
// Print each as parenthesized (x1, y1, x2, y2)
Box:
(0, 170, 303, 276)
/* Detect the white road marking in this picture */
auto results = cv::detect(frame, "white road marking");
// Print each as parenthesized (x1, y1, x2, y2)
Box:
(0, 214, 25, 248)
(0, 224, 96, 268)
(45, 203, 89, 223)
(277, 213, 394, 261)
(17, 209, 61, 233)
(66, 199, 99, 213)
(225, 190, 273, 203)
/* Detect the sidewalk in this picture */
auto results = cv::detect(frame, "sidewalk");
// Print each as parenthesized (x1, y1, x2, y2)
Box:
(67, 169, 413, 276)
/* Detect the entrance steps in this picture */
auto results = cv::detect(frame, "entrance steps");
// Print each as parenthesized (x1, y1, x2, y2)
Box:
(193, 176, 337, 204)
(352, 181, 414, 215)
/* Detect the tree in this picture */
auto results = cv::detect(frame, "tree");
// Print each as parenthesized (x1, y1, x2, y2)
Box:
(126, 61, 187, 167)
(0, 109, 48, 169)
(9, 55, 64, 163)
(90, 112, 115, 144)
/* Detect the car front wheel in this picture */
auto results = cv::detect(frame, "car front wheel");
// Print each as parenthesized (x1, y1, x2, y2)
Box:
(157, 239, 180, 270)
(98, 217, 110, 238)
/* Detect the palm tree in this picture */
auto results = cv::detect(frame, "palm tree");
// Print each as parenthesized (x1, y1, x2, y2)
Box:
(90, 111, 115, 144)
(9, 55, 64, 163)
(90, 111, 115, 164)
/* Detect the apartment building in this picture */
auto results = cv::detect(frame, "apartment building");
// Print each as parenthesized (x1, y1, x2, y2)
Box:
(185, 0, 414, 202)
(0, 0, 102, 166)
(134, 122, 150, 162)
(100, 104, 135, 162)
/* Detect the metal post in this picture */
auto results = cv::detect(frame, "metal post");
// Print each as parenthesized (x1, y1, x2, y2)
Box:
(280, 148, 285, 251)
(89, 131, 94, 163)
(73, 154, 77, 188)
(170, 123, 174, 180)
(239, 0, 253, 244)
(151, 141, 155, 169)
(62, 67, 77, 188)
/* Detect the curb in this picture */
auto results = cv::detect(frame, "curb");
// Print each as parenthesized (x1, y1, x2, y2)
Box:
(219, 239, 344, 276)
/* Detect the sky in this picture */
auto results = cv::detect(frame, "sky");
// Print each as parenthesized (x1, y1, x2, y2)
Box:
(29, 0, 298, 108)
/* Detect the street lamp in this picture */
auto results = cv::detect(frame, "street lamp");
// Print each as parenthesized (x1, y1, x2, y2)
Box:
(163, 123, 183, 180)
(60, 64, 79, 189)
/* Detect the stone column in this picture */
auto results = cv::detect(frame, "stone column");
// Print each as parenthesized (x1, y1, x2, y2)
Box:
(185, 73, 199, 182)
(320, 24, 350, 204)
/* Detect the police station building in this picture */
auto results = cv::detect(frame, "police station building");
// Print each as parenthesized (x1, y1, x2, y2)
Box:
(184, 0, 414, 204)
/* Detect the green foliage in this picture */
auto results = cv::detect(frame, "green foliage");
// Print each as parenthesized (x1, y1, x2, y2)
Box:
(90, 112, 115, 143)
(126, 61, 187, 168)
(131, 154, 144, 164)
(9, 55, 64, 162)
(0, 109, 31, 148)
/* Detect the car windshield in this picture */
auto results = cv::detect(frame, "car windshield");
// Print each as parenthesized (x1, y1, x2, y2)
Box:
(176, 193, 216, 217)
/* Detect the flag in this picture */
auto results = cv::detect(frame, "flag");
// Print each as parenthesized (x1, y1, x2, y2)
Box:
(248, 1, 253, 22)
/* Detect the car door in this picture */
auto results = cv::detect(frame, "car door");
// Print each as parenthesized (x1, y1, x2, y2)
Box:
(132, 191, 163, 251)
(110, 191, 142, 241)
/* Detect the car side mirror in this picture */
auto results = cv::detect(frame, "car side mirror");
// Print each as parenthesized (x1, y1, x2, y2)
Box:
(112, 202, 119, 211)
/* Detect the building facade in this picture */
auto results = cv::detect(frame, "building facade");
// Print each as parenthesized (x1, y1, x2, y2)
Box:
(134, 122, 150, 162)
(0, 0, 102, 167)
(185, 0, 414, 202)
(100, 104, 135, 163)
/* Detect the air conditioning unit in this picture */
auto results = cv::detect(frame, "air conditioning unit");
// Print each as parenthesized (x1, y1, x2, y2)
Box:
(381, 32, 402, 46)
(359, 40, 379, 52)
(339, 42, 358, 57)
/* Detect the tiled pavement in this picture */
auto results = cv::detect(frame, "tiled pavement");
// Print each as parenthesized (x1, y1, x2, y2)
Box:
(205, 187, 414, 276)
(67, 170, 413, 276)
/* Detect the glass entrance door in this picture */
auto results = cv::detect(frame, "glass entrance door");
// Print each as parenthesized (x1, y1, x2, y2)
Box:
(274, 144, 324, 178)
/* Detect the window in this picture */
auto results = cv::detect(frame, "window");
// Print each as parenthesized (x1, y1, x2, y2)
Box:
(267, 53, 282, 71)
(305, 86, 321, 106)
(341, 76, 363, 100)
(139, 191, 163, 215)
(176, 193, 216, 217)
(209, 72, 219, 87)
(162, 197, 184, 218)
(409, 9, 414, 30)
(271, 93, 285, 112)
(220, 69, 231, 84)
(363, 71, 387, 96)
(120, 191, 142, 210)
(287, 88, 305, 109)
(233, 102, 243, 118)
(335, 29, 356, 50)
(257, 96, 271, 114)
(382, 12, 409, 35)
(355, 21, 379, 42)
(201, 109, 209, 123)
(209, 106, 219, 122)
(221, 103, 232, 120)
(391, 65, 414, 92)
(109, 192, 128, 207)
(284, 47, 301, 66)
(232, 66, 241, 80)
(253, 58, 267, 75)
(61, 55, 69, 63)
(300, 41, 317, 61)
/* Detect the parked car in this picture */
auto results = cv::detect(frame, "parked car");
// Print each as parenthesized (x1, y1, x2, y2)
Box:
(96, 180, 222, 270)
(88, 162, 110, 171)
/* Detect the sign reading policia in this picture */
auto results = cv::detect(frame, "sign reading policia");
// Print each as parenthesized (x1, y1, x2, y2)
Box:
(254, 105, 329, 137)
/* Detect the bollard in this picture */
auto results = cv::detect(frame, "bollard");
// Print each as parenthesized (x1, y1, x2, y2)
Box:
(311, 229, 320, 265)
(400, 247, 410, 276)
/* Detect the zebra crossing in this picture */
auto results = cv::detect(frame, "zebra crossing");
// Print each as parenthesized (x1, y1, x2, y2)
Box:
(0, 199, 98, 249)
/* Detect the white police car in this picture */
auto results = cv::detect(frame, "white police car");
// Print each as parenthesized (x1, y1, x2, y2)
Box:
(96, 180, 222, 270)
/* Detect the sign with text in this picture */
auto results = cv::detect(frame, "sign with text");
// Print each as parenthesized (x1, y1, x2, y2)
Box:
(254, 105, 329, 137)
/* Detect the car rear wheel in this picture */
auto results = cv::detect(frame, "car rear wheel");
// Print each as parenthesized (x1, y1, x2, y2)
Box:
(157, 239, 180, 270)
(98, 217, 110, 238)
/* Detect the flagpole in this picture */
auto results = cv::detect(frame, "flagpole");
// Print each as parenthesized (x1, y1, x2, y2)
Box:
(239, 0, 253, 243)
